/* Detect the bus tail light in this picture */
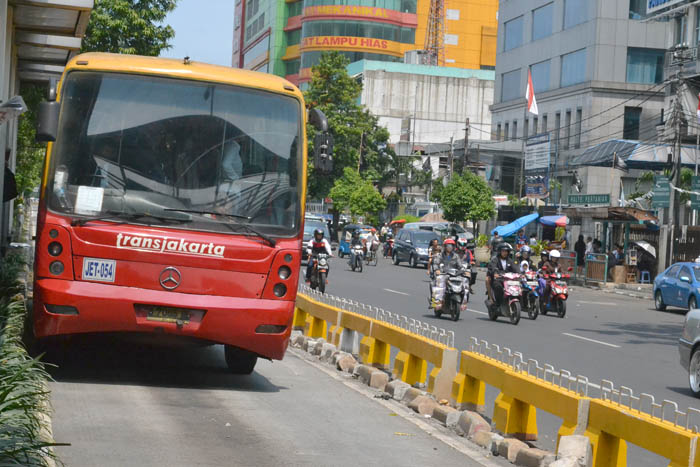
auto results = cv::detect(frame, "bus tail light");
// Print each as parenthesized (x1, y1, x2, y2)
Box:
(37, 224, 74, 280)
(262, 250, 299, 300)
(255, 324, 286, 334)
(45, 304, 78, 315)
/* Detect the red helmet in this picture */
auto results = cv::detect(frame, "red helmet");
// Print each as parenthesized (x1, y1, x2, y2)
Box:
(443, 238, 456, 246)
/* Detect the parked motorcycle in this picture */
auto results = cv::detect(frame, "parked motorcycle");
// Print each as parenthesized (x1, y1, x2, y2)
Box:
(540, 271, 570, 318)
(309, 253, 329, 293)
(486, 272, 522, 325)
(431, 267, 467, 321)
(349, 245, 364, 272)
(520, 269, 539, 320)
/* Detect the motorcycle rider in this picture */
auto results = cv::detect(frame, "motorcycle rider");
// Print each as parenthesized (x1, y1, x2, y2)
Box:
(383, 231, 394, 258)
(367, 228, 380, 258)
(305, 228, 333, 283)
(348, 229, 364, 267)
(486, 243, 520, 307)
(537, 250, 549, 270)
(519, 245, 533, 270)
(431, 238, 463, 305)
(540, 249, 562, 305)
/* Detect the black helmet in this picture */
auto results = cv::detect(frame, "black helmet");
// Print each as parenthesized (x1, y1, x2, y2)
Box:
(313, 228, 324, 239)
(352, 230, 360, 237)
(497, 243, 512, 252)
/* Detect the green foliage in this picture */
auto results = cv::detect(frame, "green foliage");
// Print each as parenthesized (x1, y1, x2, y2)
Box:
(304, 52, 395, 199)
(531, 239, 549, 256)
(329, 167, 386, 219)
(0, 254, 24, 299)
(438, 171, 496, 224)
(81, 0, 178, 56)
(430, 177, 445, 203)
(507, 194, 526, 209)
(15, 84, 46, 198)
(476, 234, 489, 248)
(392, 214, 421, 223)
(555, 226, 565, 242)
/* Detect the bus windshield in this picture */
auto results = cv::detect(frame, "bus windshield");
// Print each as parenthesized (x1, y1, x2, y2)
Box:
(47, 71, 302, 236)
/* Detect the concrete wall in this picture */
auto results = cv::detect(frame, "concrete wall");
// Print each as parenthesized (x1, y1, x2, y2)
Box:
(360, 69, 494, 144)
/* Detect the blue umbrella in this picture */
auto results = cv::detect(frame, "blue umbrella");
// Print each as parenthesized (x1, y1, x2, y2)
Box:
(491, 213, 539, 237)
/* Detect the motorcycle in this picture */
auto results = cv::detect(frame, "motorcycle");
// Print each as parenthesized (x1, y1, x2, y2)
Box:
(349, 245, 364, 272)
(487, 272, 522, 325)
(431, 267, 467, 321)
(520, 269, 539, 320)
(309, 253, 329, 293)
(383, 238, 394, 258)
(540, 271, 570, 318)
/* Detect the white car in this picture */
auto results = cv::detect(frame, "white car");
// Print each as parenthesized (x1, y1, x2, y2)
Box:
(680, 308, 700, 397)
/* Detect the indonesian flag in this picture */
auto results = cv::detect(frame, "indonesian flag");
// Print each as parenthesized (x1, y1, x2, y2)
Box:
(697, 92, 700, 124)
(526, 69, 539, 116)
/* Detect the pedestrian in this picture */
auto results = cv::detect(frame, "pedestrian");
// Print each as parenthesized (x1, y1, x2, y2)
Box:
(529, 233, 537, 246)
(593, 239, 601, 253)
(516, 229, 527, 249)
(574, 234, 586, 270)
(585, 236, 593, 254)
(490, 232, 502, 258)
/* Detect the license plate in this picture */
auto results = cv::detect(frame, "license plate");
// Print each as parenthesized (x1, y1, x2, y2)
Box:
(146, 306, 191, 324)
(82, 258, 116, 282)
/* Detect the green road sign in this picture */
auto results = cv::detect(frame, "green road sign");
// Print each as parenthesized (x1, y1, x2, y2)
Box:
(652, 175, 670, 208)
(568, 194, 610, 205)
(692, 176, 700, 210)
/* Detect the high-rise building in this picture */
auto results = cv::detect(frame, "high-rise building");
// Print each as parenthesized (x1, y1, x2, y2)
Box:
(232, 0, 499, 85)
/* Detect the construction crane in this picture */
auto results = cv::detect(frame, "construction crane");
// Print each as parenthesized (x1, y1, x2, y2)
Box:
(422, 0, 446, 66)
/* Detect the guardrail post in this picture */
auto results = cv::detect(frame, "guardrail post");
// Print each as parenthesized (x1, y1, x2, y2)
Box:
(327, 325, 344, 347)
(339, 328, 360, 354)
(293, 306, 307, 331)
(427, 347, 458, 401)
(451, 353, 486, 412)
(306, 314, 327, 339)
(359, 336, 391, 370)
(583, 427, 627, 467)
(493, 393, 538, 441)
(393, 351, 427, 386)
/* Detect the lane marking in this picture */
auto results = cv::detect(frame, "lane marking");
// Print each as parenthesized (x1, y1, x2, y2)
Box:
(467, 308, 488, 316)
(562, 332, 621, 348)
(577, 300, 616, 306)
(383, 288, 410, 296)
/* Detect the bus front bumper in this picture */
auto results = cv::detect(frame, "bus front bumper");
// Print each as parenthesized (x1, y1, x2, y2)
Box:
(33, 279, 294, 360)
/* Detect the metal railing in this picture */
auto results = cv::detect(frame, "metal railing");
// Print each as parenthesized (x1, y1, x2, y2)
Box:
(584, 253, 609, 285)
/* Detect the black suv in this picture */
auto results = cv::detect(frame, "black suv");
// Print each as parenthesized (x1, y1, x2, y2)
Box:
(392, 229, 439, 268)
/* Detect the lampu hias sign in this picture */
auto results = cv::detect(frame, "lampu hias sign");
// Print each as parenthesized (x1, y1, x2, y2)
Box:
(647, 0, 684, 14)
(301, 36, 402, 56)
(524, 134, 551, 199)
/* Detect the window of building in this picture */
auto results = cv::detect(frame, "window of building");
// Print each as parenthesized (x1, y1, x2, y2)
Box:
(542, 114, 548, 134)
(561, 49, 586, 87)
(555, 112, 561, 146)
(288, 1, 303, 17)
(530, 59, 550, 93)
(695, 6, 700, 45)
(626, 47, 664, 84)
(246, 12, 266, 43)
(246, 0, 259, 20)
(629, 0, 645, 19)
(501, 68, 521, 102)
(532, 117, 538, 136)
(532, 3, 553, 41)
(513, 121, 518, 140)
(524, 118, 529, 140)
(574, 108, 582, 148)
(285, 59, 301, 75)
(563, 110, 572, 150)
(300, 50, 401, 69)
(243, 35, 270, 68)
(676, 14, 687, 45)
(301, 20, 415, 44)
(303, 0, 417, 14)
(287, 29, 301, 46)
(496, 124, 502, 141)
(623, 107, 642, 140)
(504, 122, 510, 141)
(504, 16, 524, 51)
(564, 0, 586, 29)
(481, 65, 496, 70)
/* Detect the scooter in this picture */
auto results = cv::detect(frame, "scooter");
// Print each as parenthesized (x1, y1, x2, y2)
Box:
(486, 272, 522, 325)
(309, 253, 329, 294)
(431, 267, 467, 321)
(520, 269, 539, 320)
(540, 271, 570, 318)
(349, 245, 364, 272)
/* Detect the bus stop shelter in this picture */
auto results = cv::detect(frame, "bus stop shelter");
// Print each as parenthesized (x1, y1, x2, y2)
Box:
(562, 206, 659, 252)
(0, 0, 93, 248)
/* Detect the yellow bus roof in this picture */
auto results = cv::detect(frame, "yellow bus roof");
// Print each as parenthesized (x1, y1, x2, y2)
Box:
(63, 53, 303, 100)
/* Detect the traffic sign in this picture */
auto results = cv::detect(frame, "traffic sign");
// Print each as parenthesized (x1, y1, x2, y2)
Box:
(652, 175, 670, 208)
(568, 194, 610, 205)
(692, 176, 700, 210)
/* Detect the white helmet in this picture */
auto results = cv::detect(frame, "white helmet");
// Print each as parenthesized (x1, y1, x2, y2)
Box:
(549, 250, 561, 259)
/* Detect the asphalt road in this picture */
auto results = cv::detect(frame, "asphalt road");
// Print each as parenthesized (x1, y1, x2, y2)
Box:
(47, 334, 502, 467)
(324, 252, 692, 466)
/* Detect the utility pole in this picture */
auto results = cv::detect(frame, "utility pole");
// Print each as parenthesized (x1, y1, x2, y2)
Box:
(462, 117, 470, 173)
(357, 131, 364, 171)
(668, 78, 685, 267)
(448, 135, 454, 180)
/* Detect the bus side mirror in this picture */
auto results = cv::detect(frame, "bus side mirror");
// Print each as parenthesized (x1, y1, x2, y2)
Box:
(308, 108, 328, 132)
(36, 101, 59, 142)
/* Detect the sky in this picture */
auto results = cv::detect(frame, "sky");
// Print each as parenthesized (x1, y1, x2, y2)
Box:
(160, 0, 235, 67)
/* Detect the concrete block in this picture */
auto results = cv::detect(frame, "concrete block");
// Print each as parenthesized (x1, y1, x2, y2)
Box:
(549, 457, 579, 467)
(557, 435, 592, 466)
(515, 447, 556, 467)
(337, 355, 357, 373)
(369, 371, 389, 391)
(401, 387, 424, 404)
(290, 330, 303, 346)
(472, 431, 503, 454)
(458, 411, 490, 438)
(386, 380, 411, 401)
(355, 364, 379, 384)
(498, 438, 528, 462)
(302, 338, 316, 352)
(310, 340, 324, 356)
(319, 343, 336, 362)
(408, 395, 439, 416)
(432, 406, 459, 427)
(291, 333, 307, 348)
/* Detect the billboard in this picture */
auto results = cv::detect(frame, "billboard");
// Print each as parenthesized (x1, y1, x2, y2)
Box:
(524, 134, 551, 199)
(647, 0, 685, 14)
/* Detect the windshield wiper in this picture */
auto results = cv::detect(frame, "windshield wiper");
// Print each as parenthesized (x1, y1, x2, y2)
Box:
(163, 209, 276, 247)
(71, 210, 192, 227)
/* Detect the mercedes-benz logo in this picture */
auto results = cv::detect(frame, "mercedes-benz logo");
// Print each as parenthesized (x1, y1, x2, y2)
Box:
(159, 267, 181, 290)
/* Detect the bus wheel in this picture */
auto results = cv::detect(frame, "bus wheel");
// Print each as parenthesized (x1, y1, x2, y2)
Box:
(224, 345, 258, 375)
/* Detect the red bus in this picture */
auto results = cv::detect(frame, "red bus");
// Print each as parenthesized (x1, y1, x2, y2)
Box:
(32, 53, 331, 374)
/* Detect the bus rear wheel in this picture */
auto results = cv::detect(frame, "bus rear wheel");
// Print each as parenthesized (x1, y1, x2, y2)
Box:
(224, 345, 258, 375)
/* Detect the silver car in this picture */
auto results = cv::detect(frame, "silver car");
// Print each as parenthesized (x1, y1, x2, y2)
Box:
(680, 308, 700, 396)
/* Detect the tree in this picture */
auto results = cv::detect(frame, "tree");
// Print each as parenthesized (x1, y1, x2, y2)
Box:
(15, 84, 46, 198)
(81, 0, 178, 56)
(304, 52, 395, 200)
(329, 167, 386, 223)
(438, 172, 496, 232)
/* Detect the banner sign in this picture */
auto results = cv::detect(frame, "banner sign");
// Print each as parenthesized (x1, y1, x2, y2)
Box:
(525, 134, 551, 199)
(692, 176, 700, 210)
(652, 175, 671, 208)
(647, 0, 684, 15)
(304, 5, 410, 23)
(568, 194, 610, 205)
(301, 36, 401, 56)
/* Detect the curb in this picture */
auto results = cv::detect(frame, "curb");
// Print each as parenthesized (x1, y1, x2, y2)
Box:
(289, 331, 576, 467)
